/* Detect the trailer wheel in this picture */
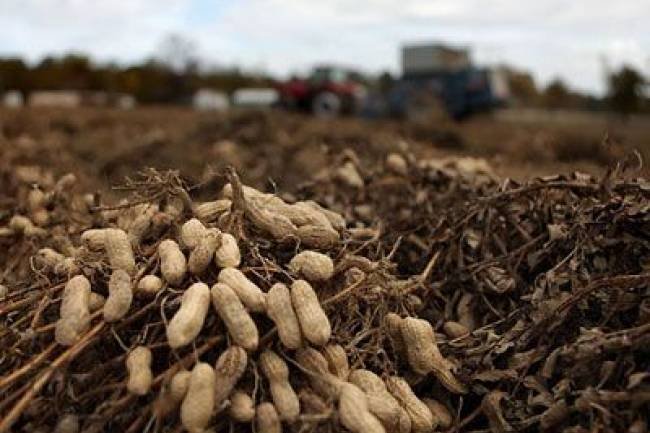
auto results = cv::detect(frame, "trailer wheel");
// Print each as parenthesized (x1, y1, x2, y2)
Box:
(311, 92, 341, 118)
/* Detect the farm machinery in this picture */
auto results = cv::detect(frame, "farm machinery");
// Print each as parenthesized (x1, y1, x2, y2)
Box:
(276, 65, 367, 117)
(277, 43, 508, 120)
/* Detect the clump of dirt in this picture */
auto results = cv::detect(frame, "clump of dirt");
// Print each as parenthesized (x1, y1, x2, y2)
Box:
(1, 125, 648, 433)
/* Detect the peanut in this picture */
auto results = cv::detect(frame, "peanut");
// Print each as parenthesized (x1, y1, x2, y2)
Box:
(115, 204, 135, 230)
(397, 409, 413, 433)
(336, 161, 364, 188)
(422, 398, 453, 429)
(14, 165, 51, 185)
(181, 362, 216, 433)
(100, 200, 123, 222)
(126, 346, 153, 395)
(260, 350, 300, 422)
(299, 389, 331, 415)
(443, 321, 469, 339)
(348, 370, 389, 396)
(188, 228, 219, 275)
(338, 382, 386, 433)
(223, 183, 342, 233)
(166, 282, 210, 349)
(103, 269, 133, 322)
(322, 344, 349, 380)
(170, 370, 192, 402)
(104, 228, 136, 274)
(296, 224, 339, 250)
(256, 402, 282, 433)
(153, 370, 191, 420)
(302, 200, 346, 231)
(55, 275, 91, 346)
(53, 414, 79, 433)
(164, 196, 185, 220)
(214, 346, 248, 410)
(400, 317, 466, 394)
(221, 183, 269, 203)
(193, 199, 232, 222)
(265, 283, 303, 349)
(245, 196, 298, 243)
(385, 376, 434, 433)
(399, 317, 437, 375)
(88, 292, 105, 312)
(52, 234, 77, 257)
(136, 274, 163, 296)
(291, 280, 331, 346)
(181, 218, 207, 249)
(217, 268, 266, 312)
(35, 248, 79, 276)
(406, 294, 424, 312)
(27, 188, 49, 226)
(288, 250, 334, 282)
(54, 172, 76, 193)
(282, 201, 333, 228)
(8, 215, 31, 231)
(386, 153, 408, 176)
(629, 420, 648, 433)
(384, 313, 406, 357)
(348, 369, 403, 431)
(80, 229, 106, 251)
(295, 348, 343, 400)
(9, 214, 47, 237)
(211, 283, 259, 351)
(158, 239, 186, 285)
(229, 390, 255, 422)
(214, 232, 241, 268)
(117, 203, 154, 233)
(127, 203, 157, 246)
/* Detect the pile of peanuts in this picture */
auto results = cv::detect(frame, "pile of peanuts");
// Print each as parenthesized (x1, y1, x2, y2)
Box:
(37, 181, 464, 433)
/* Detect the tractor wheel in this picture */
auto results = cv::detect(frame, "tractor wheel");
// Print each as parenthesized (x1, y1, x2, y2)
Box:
(311, 92, 341, 118)
(405, 91, 447, 122)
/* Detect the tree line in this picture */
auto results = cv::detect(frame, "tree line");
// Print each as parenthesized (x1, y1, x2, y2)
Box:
(505, 65, 648, 115)
(0, 52, 647, 115)
(0, 54, 272, 104)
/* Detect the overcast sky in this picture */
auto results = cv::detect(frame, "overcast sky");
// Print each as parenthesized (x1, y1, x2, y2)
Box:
(2, 0, 648, 94)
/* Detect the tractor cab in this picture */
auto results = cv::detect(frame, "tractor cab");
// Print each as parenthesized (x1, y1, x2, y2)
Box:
(278, 65, 365, 117)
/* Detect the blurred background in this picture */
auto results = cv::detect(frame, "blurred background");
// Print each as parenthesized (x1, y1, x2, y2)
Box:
(1, 0, 649, 183)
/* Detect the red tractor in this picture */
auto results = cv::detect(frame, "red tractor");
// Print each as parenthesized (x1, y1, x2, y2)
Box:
(277, 65, 366, 117)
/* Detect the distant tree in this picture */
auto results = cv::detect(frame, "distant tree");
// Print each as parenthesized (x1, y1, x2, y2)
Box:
(0, 52, 273, 104)
(0, 58, 28, 92)
(505, 69, 538, 106)
(156, 33, 198, 73)
(543, 79, 571, 109)
(607, 65, 646, 116)
(377, 71, 394, 94)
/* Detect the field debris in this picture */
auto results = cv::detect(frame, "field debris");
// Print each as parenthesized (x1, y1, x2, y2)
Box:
(0, 138, 649, 433)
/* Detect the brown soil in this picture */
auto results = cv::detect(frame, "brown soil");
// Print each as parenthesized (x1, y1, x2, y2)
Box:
(0, 107, 648, 433)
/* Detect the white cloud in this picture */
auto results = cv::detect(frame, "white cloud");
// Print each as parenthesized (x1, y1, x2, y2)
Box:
(1, 0, 187, 62)
(1, 0, 648, 94)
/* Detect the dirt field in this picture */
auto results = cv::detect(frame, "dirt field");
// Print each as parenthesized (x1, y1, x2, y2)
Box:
(1, 107, 649, 433)
(2, 106, 647, 192)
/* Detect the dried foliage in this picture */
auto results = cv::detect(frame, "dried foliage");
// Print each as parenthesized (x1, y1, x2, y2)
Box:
(1, 139, 649, 433)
